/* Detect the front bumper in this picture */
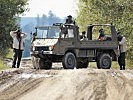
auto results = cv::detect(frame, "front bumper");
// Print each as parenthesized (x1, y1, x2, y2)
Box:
(30, 51, 53, 55)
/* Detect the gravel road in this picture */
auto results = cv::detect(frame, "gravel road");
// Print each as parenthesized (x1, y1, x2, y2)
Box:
(0, 59, 133, 100)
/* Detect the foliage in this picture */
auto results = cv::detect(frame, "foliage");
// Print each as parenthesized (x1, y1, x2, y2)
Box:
(5, 49, 13, 59)
(0, 59, 9, 70)
(76, 0, 133, 60)
(36, 11, 62, 26)
(0, 0, 29, 57)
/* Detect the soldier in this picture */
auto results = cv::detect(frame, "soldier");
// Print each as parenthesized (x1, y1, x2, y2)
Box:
(117, 32, 126, 70)
(65, 15, 75, 25)
(10, 29, 27, 68)
(98, 28, 106, 41)
(80, 31, 88, 41)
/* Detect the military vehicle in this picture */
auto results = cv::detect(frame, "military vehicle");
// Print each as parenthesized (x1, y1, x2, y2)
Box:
(30, 23, 119, 69)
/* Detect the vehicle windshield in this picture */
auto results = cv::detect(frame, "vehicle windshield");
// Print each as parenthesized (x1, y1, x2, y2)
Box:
(36, 26, 61, 38)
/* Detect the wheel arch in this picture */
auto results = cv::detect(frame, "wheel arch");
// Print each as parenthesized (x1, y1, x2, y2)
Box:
(96, 49, 117, 61)
(65, 49, 77, 57)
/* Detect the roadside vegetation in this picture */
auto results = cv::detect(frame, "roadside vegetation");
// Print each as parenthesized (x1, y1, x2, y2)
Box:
(0, 0, 29, 57)
(0, 0, 29, 70)
(0, 59, 9, 70)
(89, 60, 133, 69)
(0, 49, 13, 70)
(5, 49, 13, 59)
(76, 0, 133, 68)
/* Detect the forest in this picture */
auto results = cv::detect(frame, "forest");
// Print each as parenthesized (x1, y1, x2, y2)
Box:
(0, 0, 29, 57)
(76, 0, 133, 60)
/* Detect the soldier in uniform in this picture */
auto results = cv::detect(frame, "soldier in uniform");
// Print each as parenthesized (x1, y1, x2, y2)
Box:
(80, 31, 88, 41)
(98, 28, 106, 41)
(65, 15, 75, 25)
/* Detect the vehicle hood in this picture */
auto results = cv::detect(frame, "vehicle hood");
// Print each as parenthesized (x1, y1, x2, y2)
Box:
(33, 39, 58, 46)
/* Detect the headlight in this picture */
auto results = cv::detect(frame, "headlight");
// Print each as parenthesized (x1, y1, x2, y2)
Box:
(49, 45, 54, 51)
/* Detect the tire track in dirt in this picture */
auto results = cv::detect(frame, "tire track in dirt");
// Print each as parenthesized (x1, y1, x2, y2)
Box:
(106, 70, 133, 100)
(1, 60, 133, 100)
(74, 70, 108, 100)
(0, 78, 43, 100)
(0, 67, 60, 100)
(18, 69, 110, 100)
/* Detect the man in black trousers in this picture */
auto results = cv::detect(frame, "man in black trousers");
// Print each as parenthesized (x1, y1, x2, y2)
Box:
(117, 32, 126, 70)
(10, 29, 27, 68)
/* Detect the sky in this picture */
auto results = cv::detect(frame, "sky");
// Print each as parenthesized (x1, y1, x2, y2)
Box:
(22, 0, 78, 18)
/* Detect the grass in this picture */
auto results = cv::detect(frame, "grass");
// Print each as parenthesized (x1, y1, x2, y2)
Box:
(0, 49, 13, 71)
(5, 49, 13, 59)
(89, 59, 133, 69)
(112, 60, 133, 69)
(0, 59, 9, 70)
(126, 60, 133, 69)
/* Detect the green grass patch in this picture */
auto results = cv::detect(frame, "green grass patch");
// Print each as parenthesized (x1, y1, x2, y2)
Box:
(112, 60, 133, 69)
(0, 49, 13, 70)
(88, 61, 120, 69)
(112, 61, 119, 69)
(0, 59, 9, 70)
(89, 62, 97, 68)
(126, 60, 133, 69)
(5, 49, 13, 59)
(89, 59, 133, 69)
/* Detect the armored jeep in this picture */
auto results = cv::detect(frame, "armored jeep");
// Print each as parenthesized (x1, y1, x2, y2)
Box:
(30, 23, 119, 69)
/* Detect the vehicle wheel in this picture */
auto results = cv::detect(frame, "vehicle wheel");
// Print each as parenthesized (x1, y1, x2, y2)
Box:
(97, 53, 112, 69)
(62, 52, 77, 69)
(77, 61, 89, 69)
(31, 56, 39, 69)
(39, 59, 52, 69)
(96, 61, 101, 69)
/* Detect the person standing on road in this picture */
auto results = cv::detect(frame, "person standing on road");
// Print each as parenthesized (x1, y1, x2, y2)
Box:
(117, 32, 126, 70)
(10, 29, 27, 68)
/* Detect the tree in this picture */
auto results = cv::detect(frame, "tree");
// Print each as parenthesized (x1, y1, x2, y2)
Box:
(76, 0, 133, 60)
(41, 14, 48, 26)
(36, 14, 41, 26)
(0, 0, 29, 57)
(48, 10, 61, 25)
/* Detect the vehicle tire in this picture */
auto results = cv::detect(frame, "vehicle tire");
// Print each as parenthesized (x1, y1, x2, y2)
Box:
(31, 56, 40, 69)
(62, 52, 77, 69)
(97, 53, 112, 69)
(77, 61, 89, 69)
(39, 59, 52, 69)
(96, 61, 101, 69)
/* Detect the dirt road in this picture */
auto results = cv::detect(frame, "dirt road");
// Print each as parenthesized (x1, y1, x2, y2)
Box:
(0, 59, 133, 100)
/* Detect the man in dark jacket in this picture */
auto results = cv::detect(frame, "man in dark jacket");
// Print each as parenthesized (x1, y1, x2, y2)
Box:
(65, 15, 75, 25)
(117, 32, 126, 70)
